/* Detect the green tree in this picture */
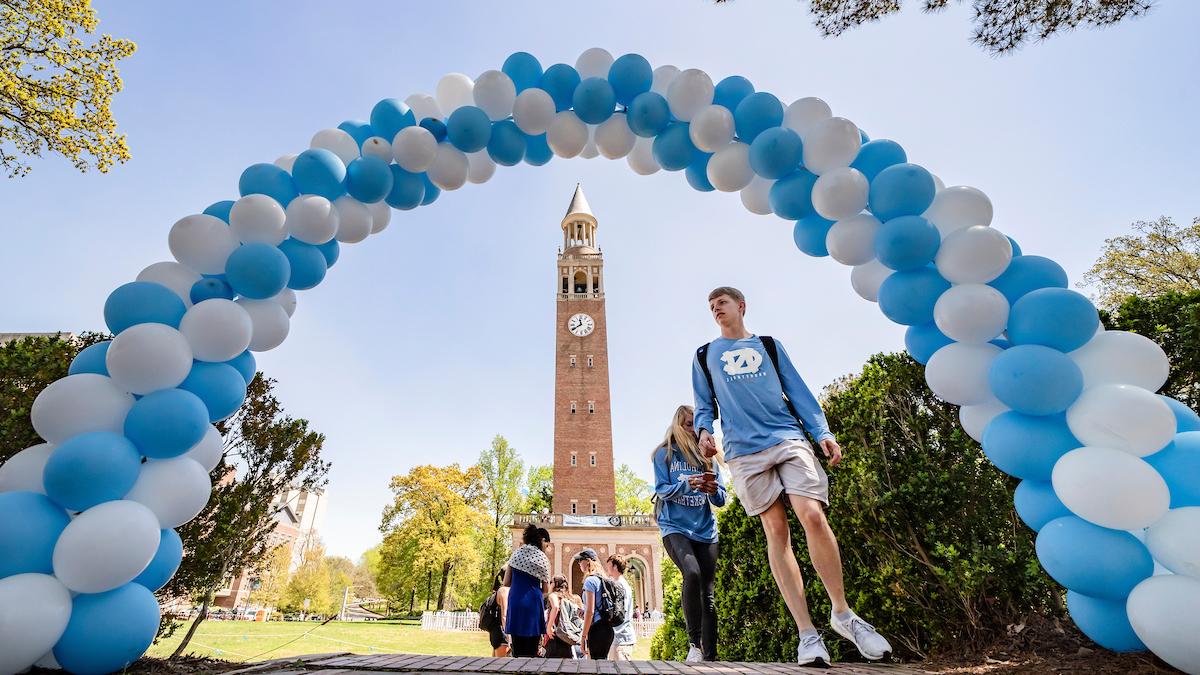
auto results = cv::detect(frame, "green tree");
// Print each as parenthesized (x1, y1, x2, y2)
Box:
(1102, 290, 1200, 409)
(1, 0, 136, 177)
(325, 555, 355, 615)
(282, 545, 332, 616)
(615, 463, 653, 514)
(522, 464, 554, 513)
(1084, 216, 1200, 309)
(352, 549, 380, 600)
(253, 545, 293, 611)
(476, 435, 524, 586)
(376, 528, 428, 613)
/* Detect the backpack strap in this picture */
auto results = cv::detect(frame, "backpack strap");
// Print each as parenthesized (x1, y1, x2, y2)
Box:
(696, 342, 719, 420)
(759, 336, 804, 429)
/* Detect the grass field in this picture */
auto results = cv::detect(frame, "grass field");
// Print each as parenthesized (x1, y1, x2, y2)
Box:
(149, 620, 653, 663)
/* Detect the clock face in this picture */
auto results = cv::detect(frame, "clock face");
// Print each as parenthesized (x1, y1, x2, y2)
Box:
(568, 313, 595, 337)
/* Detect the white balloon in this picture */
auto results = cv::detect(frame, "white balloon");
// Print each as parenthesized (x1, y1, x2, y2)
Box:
(31, 374, 133, 444)
(35, 651, 61, 670)
(106, 324, 193, 395)
(334, 195, 372, 243)
(392, 126, 438, 173)
(575, 47, 614, 79)
(183, 425, 224, 473)
(0, 573, 72, 674)
(179, 299, 252, 363)
(310, 128, 359, 165)
(1145, 507, 1200, 579)
(0, 442, 53, 493)
(274, 154, 297, 173)
(651, 65, 680, 95)
(626, 136, 660, 175)
(368, 200, 392, 235)
(784, 97, 833, 139)
(595, 113, 636, 159)
(284, 194, 339, 245)
(547, 112, 588, 158)
(923, 186, 993, 235)
(707, 142, 754, 192)
(934, 284, 1009, 343)
(579, 125, 599, 159)
(404, 93, 442, 121)
(272, 288, 297, 318)
(427, 143, 469, 190)
(53, 500, 161, 593)
(236, 298, 290, 352)
(959, 398, 1010, 442)
(361, 137, 392, 161)
(690, 105, 735, 153)
(850, 259, 893, 303)
(740, 176, 774, 215)
(1070, 330, 1170, 392)
(473, 69, 516, 121)
(935, 225, 1012, 284)
(1066, 384, 1176, 456)
(826, 213, 880, 266)
(435, 73, 475, 114)
(126, 457, 211, 528)
(932, 174, 946, 192)
(168, 214, 239, 275)
(925, 342, 1002, 406)
(467, 150, 496, 184)
(666, 69, 714, 122)
(802, 117, 861, 175)
(812, 168, 869, 221)
(1127, 575, 1200, 674)
(137, 261, 202, 307)
(512, 88, 556, 135)
(230, 194, 287, 245)
(1052, 447, 1169, 530)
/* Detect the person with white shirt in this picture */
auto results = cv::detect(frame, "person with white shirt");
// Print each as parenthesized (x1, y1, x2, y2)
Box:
(605, 554, 637, 660)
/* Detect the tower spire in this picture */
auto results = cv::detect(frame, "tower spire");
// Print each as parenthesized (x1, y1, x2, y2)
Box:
(564, 183, 594, 221)
(560, 183, 598, 252)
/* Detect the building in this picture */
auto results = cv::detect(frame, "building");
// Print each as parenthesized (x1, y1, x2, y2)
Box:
(511, 185, 663, 612)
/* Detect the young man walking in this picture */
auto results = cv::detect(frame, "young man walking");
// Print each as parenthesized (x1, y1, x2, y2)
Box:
(692, 286, 892, 666)
(605, 554, 637, 661)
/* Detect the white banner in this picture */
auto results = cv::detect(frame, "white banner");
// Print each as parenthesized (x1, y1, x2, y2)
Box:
(561, 514, 618, 527)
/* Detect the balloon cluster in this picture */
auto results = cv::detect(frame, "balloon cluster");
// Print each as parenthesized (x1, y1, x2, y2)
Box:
(1, 48, 1198, 675)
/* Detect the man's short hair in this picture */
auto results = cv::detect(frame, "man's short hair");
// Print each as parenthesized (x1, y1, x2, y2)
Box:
(708, 286, 745, 304)
(606, 553, 627, 574)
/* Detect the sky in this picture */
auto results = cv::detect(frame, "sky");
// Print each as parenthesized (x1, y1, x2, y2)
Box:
(2, 1, 1197, 560)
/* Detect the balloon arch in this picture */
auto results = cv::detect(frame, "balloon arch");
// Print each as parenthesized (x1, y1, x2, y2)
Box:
(1, 48, 1198, 675)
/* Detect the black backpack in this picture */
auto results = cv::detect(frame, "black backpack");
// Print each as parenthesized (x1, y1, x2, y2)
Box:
(594, 575, 628, 627)
(478, 590, 501, 632)
(696, 335, 813, 442)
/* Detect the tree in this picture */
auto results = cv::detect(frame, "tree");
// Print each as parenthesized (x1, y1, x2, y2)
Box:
(1102, 290, 1200, 409)
(1, 0, 136, 177)
(351, 550, 380, 600)
(1083, 216, 1200, 309)
(253, 545, 293, 611)
(523, 464, 554, 513)
(615, 463, 653, 515)
(282, 545, 332, 616)
(325, 555, 355, 615)
(475, 436, 524, 586)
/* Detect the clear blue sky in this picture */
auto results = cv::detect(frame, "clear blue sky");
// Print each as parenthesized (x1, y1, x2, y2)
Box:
(2, 1, 1197, 560)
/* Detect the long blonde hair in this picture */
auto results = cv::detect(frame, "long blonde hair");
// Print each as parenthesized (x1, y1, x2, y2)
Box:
(653, 405, 723, 471)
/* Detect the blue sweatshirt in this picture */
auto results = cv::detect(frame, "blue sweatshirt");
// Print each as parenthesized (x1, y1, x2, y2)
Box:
(692, 335, 834, 461)
(653, 445, 726, 543)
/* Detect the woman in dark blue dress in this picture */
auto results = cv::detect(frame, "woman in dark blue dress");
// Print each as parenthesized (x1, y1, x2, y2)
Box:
(503, 524, 552, 657)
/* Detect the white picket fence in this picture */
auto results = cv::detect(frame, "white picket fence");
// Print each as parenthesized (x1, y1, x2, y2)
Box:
(419, 610, 664, 638)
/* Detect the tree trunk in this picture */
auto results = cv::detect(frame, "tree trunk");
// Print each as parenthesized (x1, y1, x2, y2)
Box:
(425, 569, 432, 611)
(408, 588, 415, 615)
(436, 562, 451, 610)
(172, 592, 212, 658)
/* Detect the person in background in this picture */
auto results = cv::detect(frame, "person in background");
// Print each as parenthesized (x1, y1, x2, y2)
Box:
(544, 575, 579, 659)
(503, 524, 552, 657)
(488, 570, 511, 657)
(606, 554, 637, 660)
(574, 548, 615, 660)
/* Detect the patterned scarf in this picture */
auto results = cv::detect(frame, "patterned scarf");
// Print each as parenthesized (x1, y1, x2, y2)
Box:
(508, 544, 551, 583)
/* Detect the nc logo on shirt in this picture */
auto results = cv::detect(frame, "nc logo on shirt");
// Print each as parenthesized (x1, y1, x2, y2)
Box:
(721, 348, 763, 376)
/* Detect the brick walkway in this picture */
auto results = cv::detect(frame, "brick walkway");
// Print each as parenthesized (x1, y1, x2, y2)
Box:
(228, 652, 931, 674)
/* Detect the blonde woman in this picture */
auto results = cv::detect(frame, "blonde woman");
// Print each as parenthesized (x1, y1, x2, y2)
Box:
(572, 549, 614, 659)
(652, 404, 726, 662)
(543, 575, 579, 659)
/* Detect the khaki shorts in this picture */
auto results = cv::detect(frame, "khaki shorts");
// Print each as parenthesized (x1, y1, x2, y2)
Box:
(726, 438, 828, 516)
(609, 643, 634, 660)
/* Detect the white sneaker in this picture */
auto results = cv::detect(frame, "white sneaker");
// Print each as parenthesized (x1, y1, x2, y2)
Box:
(685, 644, 704, 662)
(796, 632, 831, 667)
(830, 610, 892, 660)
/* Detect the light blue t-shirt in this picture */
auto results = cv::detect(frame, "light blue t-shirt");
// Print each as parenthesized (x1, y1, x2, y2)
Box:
(692, 335, 834, 461)
(582, 574, 603, 624)
(612, 576, 636, 646)
(653, 446, 726, 543)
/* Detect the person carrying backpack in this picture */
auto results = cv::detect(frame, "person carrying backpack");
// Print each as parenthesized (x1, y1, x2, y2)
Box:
(543, 575, 581, 658)
(605, 554, 638, 660)
(573, 548, 617, 660)
(479, 570, 510, 656)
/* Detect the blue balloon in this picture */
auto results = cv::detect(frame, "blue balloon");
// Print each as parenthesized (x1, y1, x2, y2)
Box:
(990, 337, 1013, 350)
(573, 77, 617, 124)
(869, 163, 936, 221)
(859, 129, 871, 143)
(54, 583, 161, 675)
(238, 163, 298, 207)
(713, 75, 755, 112)
(132, 529, 183, 592)
(369, 98, 415, 139)
(190, 277, 234, 304)
(180, 362, 246, 422)
(608, 53, 653, 105)
(983, 412, 1081, 481)
(1145, 431, 1200, 507)
(1014, 479, 1072, 532)
(1008, 288, 1099, 352)
(202, 200, 235, 223)
(487, 120, 526, 166)
(0, 491, 70, 577)
(627, 91, 671, 138)
(337, 119, 376, 148)
(345, 156, 394, 203)
(524, 133, 553, 166)
(540, 63, 581, 112)
(503, 52, 543, 93)
(792, 215, 833, 257)
(1008, 236, 1023, 257)
(877, 266, 950, 326)
(1066, 591, 1147, 652)
(749, 127, 802, 179)
(989, 344, 1083, 415)
(989, 255, 1068, 304)
(225, 243, 290, 300)
(1036, 516, 1152, 600)
(652, 123, 697, 171)
(733, 92, 783, 143)
(316, 239, 339, 268)
(43, 432, 141, 511)
(768, 170, 819, 220)
(225, 350, 256, 385)
(446, 106, 492, 153)
(278, 238, 327, 290)
(124, 388, 209, 458)
(685, 152, 715, 192)
(104, 281, 186, 334)
(851, 140, 907, 182)
(904, 322, 953, 364)
(875, 215, 940, 271)
(292, 148, 346, 200)
(69, 341, 111, 376)
(420, 173, 441, 205)
(385, 165, 425, 210)
(1160, 395, 1200, 432)
(419, 117, 447, 143)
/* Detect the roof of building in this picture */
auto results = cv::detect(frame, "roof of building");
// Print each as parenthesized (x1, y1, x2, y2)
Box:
(563, 183, 594, 221)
